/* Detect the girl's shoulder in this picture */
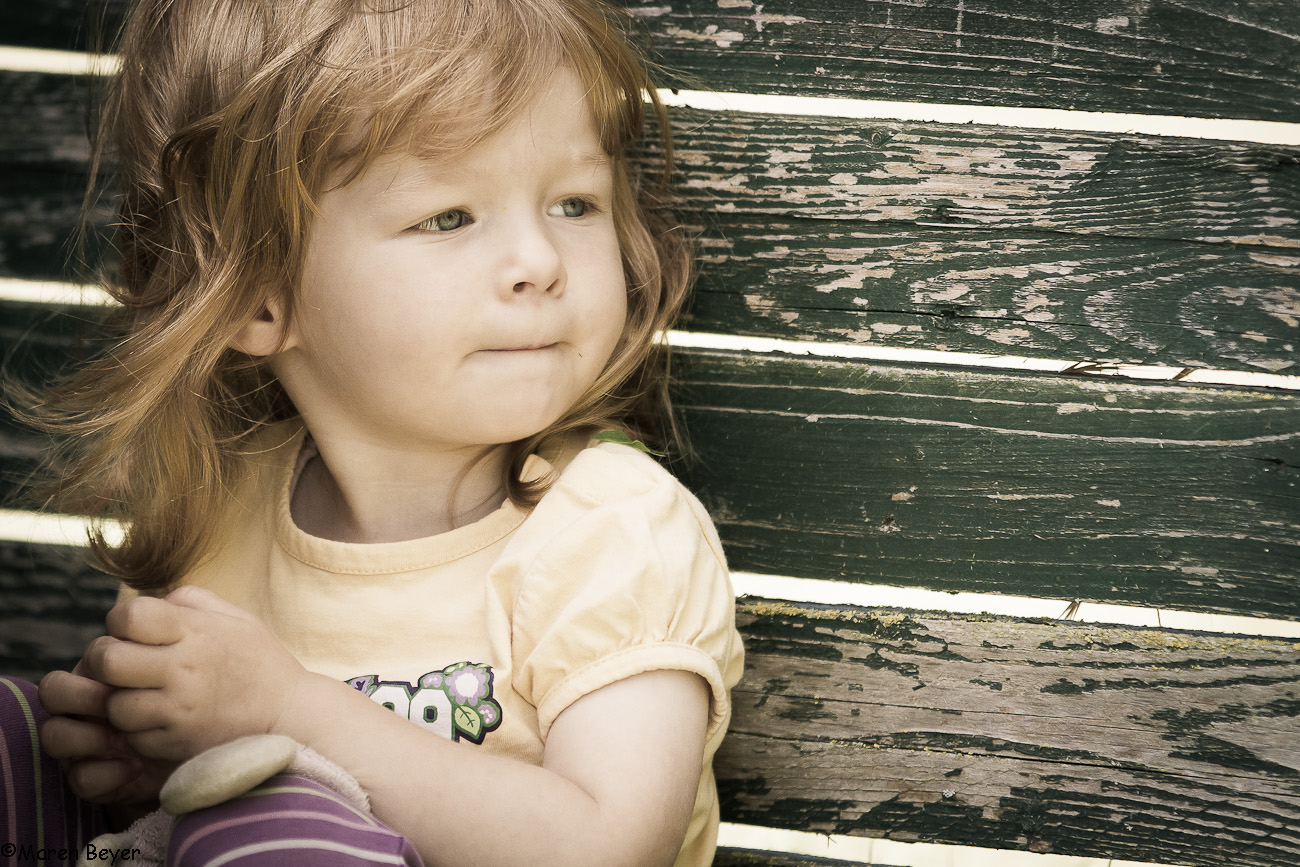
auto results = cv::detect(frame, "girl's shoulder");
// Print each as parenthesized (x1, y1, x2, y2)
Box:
(543, 433, 698, 511)
(523, 433, 727, 566)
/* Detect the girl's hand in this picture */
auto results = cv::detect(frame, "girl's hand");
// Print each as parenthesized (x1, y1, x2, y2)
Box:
(37, 666, 172, 806)
(80, 586, 309, 762)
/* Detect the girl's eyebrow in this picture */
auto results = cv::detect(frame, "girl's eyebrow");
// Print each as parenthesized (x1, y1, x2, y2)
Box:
(367, 146, 614, 212)
(569, 149, 612, 171)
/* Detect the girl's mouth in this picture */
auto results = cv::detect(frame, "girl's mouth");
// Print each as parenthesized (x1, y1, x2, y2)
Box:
(484, 343, 557, 352)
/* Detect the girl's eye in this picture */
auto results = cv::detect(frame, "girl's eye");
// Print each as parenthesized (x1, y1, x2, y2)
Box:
(416, 209, 470, 232)
(551, 197, 591, 218)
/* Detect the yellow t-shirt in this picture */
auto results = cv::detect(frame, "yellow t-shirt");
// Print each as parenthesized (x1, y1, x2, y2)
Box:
(176, 422, 744, 867)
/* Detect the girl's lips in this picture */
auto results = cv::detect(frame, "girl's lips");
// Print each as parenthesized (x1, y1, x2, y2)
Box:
(483, 342, 557, 352)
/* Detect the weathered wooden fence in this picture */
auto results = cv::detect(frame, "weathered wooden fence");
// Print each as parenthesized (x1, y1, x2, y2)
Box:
(2, 2, 1298, 865)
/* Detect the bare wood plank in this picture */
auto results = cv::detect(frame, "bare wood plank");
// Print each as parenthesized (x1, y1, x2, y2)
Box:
(615, 0, 1300, 124)
(686, 217, 1300, 375)
(717, 598, 1300, 867)
(670, 349, 1300, 621)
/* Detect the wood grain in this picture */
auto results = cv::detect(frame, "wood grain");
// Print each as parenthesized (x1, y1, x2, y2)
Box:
(2, 542, 1295, 867)
(670, 348, 1300, 621)
(5, 69, 1298, 372)
(613, 0, 1300, 123)
(684, 216, 1300, 375)
(6, 1, 1299, 122)
(717, 597, 1300, 866)
(648, 107, 1300, 247)
(3, 340, 1296, 620)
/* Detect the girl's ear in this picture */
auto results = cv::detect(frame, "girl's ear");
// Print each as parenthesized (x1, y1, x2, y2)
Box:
(230, 298, 291, 357)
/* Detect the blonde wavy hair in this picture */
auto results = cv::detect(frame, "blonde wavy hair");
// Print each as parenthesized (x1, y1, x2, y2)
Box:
(26, 0, 692, 593)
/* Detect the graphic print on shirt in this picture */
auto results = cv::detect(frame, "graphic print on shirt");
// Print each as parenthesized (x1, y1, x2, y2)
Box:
(346, 661, 502, 744)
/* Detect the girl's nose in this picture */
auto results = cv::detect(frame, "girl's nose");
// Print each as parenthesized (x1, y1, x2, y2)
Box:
(497, 215, 564, 299)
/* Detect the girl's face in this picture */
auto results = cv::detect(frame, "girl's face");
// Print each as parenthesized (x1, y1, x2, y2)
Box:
(274, 68, 628, 456)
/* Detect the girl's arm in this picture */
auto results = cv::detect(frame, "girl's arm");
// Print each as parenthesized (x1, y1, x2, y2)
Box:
(288, 661, 709, 867)
(84, 585, 711, 867)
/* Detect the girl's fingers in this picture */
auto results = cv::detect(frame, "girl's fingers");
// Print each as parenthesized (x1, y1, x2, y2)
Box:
(106, 594, 188, 646)
(105, 687, 171, 734)
(164, 584, 251, 619)
(37, 669, 114, 717)
(81, 635, 168, 689)
(66, 757, 143, 804)
(39, 714, 128, 762)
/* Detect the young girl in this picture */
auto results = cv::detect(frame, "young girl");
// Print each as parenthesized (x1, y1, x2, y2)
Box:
(8, 0, 744, 864)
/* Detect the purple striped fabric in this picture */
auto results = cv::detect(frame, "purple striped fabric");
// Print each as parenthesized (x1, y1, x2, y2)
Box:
(168, 775, 424, 867)
(0, 677, 110, 865)
(2, 677, 422, 866)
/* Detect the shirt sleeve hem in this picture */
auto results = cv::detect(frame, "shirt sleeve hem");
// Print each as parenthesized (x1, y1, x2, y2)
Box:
(535, 642, 731, 743)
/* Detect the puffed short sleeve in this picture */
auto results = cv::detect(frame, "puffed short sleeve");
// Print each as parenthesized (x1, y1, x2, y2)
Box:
(509, 443, 744, 743)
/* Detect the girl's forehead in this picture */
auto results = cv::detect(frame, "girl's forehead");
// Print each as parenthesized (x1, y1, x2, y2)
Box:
(333, 68, 614, 187)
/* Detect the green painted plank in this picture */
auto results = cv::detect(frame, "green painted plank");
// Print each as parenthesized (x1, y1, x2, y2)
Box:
(4, 71, 1299, 372)
(0, 71, 96, 169)
(2, 539, 1296, 866)
(718, 597, 1300, 867)
(649, 108, 1300, 247)
(0, 1, 126, 53)
(670, 349, 1299, 621)
(0, 172, 99, 282)
(685, 217, 1300, 375)
(9, 76, 1298, 247)
(7, 2, 1299, 122)
(0, 539, 116, 683)
(616, 0, 1300, 123)
(0, 300, 115, 394)
(3, 338, 1297, 619)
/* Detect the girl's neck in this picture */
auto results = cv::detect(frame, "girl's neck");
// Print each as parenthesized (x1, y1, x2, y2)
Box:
(289, 434, 511, 544)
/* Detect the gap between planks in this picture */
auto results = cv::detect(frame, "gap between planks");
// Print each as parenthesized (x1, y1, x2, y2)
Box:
(2, 45, 1300, 146)
(2, 279, 1296, 392)
(3, 508, 1296, 640)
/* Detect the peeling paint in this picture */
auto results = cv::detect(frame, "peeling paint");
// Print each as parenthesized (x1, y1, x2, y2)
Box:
(988, 327, 1033, 344)
(914, 283, 973, 304)
(815, 262, 895, 292)
(666, 24, 745, 47)
(747, 6, 809, 33)
(986, 493, 1073, 501)
(1247, 252, 1300, 268)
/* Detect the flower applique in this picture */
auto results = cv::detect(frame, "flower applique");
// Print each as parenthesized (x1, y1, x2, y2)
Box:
(348, 662, 503, 744)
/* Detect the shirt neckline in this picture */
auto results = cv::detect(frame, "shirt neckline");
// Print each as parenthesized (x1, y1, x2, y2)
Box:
(273, 427, 542, 575)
